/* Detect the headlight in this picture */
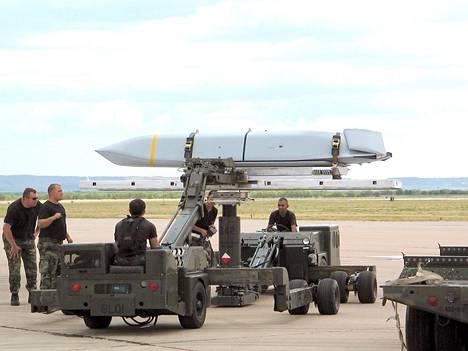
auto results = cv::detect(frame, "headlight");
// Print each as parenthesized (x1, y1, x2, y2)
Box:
(302, 238, 310, 245)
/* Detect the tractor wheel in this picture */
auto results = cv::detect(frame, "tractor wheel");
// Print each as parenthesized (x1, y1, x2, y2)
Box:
(357, 271, 377, 303)
(288, 279, 310, 315)
(316, 278, 340, 315)
(83, 316, 112, 329)
(329, 271, 349, 303)
(179, 281, 207, 329)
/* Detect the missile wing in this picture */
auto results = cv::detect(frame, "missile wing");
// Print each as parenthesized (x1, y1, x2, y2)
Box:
(96, 129, 391, 168)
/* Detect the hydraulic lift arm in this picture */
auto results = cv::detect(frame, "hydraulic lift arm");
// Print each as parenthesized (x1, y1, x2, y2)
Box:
(159, 158, 247, 249)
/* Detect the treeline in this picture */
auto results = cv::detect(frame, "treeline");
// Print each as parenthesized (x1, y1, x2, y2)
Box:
(1, 189, 468, 201)
(251, 189, 468, 198)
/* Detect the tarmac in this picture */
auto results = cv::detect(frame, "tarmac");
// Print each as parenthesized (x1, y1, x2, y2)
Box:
(1, 219, 467, 350)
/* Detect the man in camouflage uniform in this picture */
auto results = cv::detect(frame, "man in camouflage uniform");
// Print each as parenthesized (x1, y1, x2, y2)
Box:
(37, 184, 73, 289)
(2, 188, 41, 306)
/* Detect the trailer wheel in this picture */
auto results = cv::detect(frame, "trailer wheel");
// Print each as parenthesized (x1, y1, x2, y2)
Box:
(406, 307, 435, 351)
(83, 316, 112, 329)
(179, 281, 207, 329)
(357, 271, 377, 303)
(435, 316, 465, 351)
(288, 279, 310, 315)
(316, 278, 340, 315)
(329, 271, 349, 303)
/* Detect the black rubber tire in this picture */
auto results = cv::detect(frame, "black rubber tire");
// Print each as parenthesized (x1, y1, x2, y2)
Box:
(288, 279, 310, 315)
(316, 278, 340, 315)
(405, 307, 435, 351)
(357, 271, 377, 303)
(329, 271, 349, 303)
(435, 316, 466, 350)
(83, 316, 112, 329)
(178, 281, 207, 329)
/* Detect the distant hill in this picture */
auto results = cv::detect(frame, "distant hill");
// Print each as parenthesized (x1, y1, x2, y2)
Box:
(1, 175, 468, 193)
(398, 177, 468, 190)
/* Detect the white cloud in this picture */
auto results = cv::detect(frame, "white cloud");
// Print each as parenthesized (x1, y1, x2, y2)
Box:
(1, 0, 466, 92)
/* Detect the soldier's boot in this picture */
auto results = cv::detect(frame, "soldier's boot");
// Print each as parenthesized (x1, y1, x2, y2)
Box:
(10, 293, 19, 306)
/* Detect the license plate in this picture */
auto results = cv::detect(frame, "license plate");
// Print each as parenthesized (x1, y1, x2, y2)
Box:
(111, 284, 130, 294)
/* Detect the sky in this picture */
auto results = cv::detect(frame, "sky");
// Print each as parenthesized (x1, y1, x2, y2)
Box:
(1, 0, 468, 180)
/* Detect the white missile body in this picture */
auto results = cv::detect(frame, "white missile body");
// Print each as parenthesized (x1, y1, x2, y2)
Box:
(96, 129, 390, 168)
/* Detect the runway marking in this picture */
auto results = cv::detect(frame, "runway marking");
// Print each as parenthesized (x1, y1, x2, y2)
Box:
(0, 325, 190, 350)
(367, 256, 403, 260)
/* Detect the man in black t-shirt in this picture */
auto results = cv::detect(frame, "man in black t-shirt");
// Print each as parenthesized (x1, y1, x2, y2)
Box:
(2, 188, 41, 306)
(191, 191, 218, 264)
(192, 191, 218, 239)
(267, 197, 298, 232)
(37, 184, 73, 289)
(114, 199, 158, 266)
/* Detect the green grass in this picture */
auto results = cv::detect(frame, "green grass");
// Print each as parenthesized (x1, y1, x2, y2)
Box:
(2, 198, 468, 221)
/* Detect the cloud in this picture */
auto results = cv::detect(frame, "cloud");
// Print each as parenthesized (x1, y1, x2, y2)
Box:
(2, 0, 467, 93)
(1, 0, 468, 179)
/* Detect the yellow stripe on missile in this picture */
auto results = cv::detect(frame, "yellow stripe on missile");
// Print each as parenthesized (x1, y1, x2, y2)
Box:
(149, 134, 157, 166)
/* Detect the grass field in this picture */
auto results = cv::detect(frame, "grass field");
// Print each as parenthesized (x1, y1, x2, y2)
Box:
(2, 198, 468, 221)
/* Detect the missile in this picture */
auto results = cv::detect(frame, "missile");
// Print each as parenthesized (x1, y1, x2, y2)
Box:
(96, 129, 391, 168)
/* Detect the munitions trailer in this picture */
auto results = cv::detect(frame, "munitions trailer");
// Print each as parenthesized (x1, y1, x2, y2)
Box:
(382, 245, 468, 350)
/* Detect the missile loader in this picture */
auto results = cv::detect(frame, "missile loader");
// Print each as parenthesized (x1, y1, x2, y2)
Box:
(31, 158, 340, 329)
(32, 129, 394, 329)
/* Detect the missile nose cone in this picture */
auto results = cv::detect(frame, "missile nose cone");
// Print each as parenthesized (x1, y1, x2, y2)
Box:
(95, 145, 126, 166)
(95, 147, 113, 162)
(95, 138, 147, 167)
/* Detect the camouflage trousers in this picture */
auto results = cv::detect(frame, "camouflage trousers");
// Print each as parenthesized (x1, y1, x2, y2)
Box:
(191, 235, 214, 265)
(38, 237, 62, 289)
(2, 234, 37, 294)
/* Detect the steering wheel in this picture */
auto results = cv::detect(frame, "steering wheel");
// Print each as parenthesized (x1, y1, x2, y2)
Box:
(265, 224, 290, 232)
